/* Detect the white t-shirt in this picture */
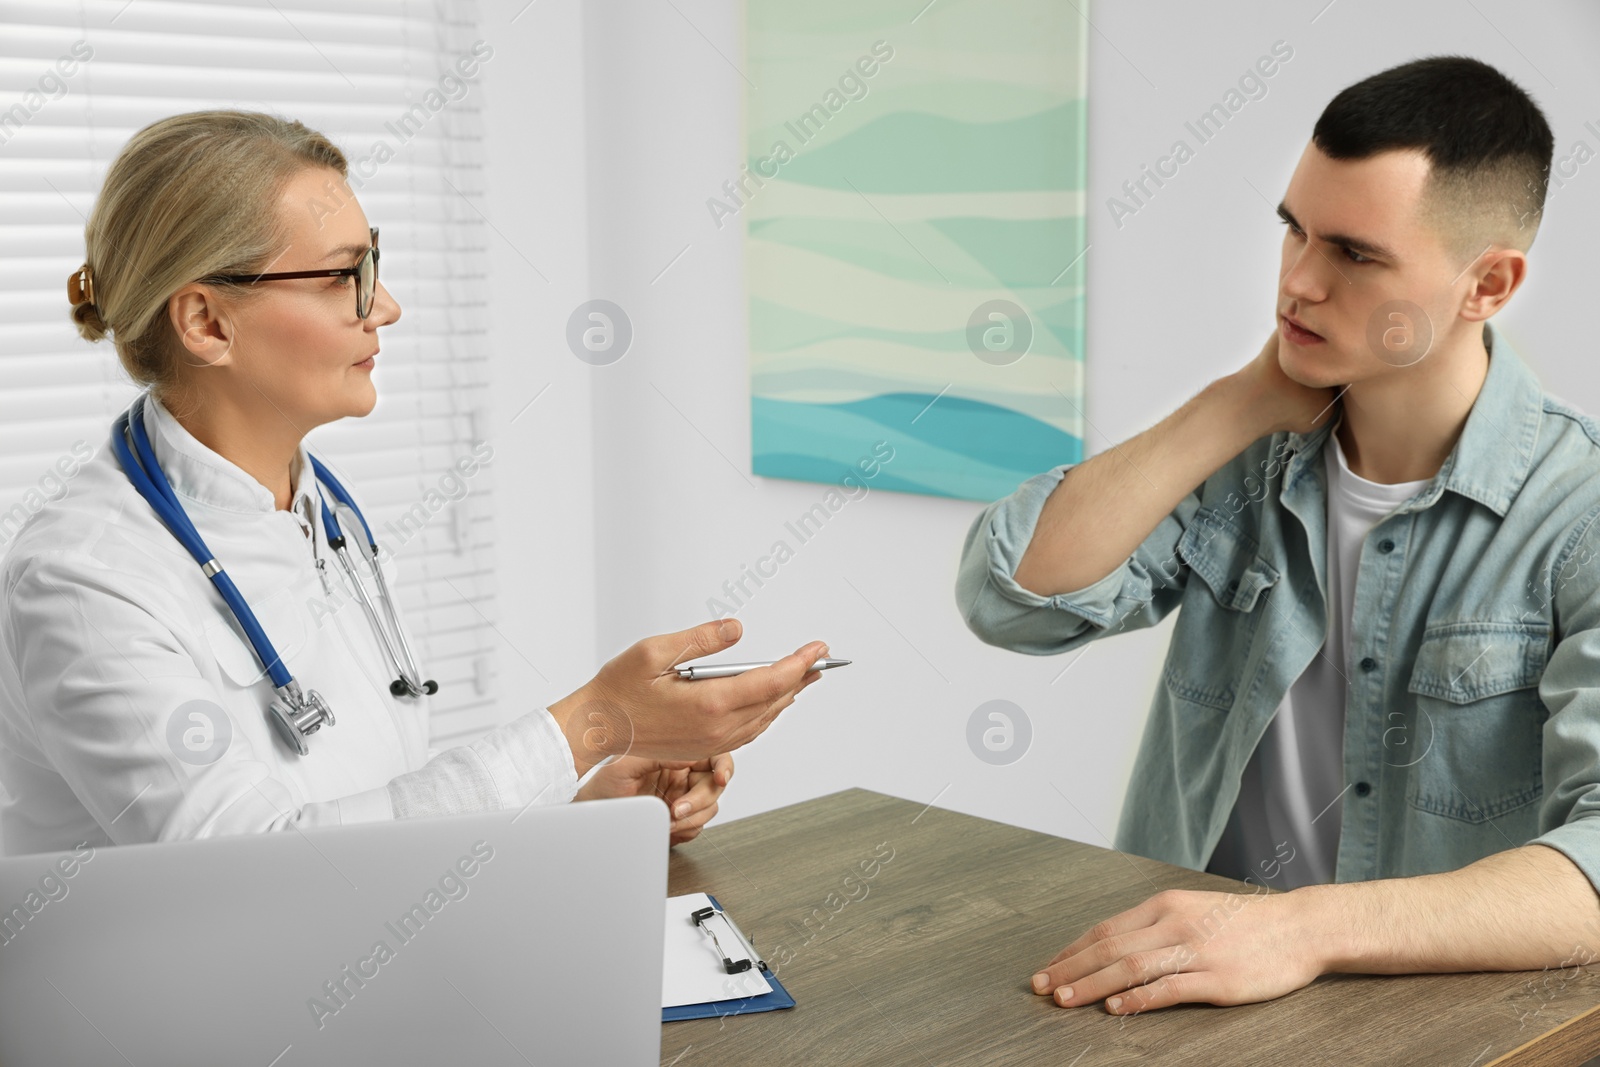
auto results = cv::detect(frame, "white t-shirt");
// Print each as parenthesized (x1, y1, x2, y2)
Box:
(1205, 421, 1429, 889)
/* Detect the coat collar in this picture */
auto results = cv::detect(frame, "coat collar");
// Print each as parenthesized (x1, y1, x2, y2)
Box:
(139, 390, 320, 517)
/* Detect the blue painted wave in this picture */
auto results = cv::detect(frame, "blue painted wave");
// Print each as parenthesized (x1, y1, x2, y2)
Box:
(752, 393, 1082, 503)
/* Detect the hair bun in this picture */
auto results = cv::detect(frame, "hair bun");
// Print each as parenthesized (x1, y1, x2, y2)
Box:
(71, 298, 107, 342)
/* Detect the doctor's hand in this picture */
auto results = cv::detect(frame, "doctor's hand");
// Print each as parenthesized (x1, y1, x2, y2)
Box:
(548, 617, 825, 774)
(1029, 887, 1323, 1016)
(573, 753, 733, 845)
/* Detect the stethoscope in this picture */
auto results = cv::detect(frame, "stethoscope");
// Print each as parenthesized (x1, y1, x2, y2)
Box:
(112, 394, 437, 756)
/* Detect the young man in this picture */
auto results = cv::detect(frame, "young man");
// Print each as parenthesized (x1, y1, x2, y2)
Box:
(956, 55, 1600, 1016)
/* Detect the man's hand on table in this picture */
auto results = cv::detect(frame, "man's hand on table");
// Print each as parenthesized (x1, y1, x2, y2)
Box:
(1030, 887, 1325, 1015)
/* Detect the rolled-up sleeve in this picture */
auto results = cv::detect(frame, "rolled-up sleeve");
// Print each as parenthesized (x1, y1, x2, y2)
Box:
(955, 462, 1202, 656)
(1531, 508, 1600, 893)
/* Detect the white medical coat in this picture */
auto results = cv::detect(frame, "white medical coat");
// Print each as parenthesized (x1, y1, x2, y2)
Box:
(0, 392, 577, 856)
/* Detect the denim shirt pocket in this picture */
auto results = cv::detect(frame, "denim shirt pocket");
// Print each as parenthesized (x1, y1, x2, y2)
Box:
(1404, 621, 1550, 823)
(1162, 508, 1283, 711)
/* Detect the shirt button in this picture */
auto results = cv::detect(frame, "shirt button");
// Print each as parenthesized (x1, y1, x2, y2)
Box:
(1354, 781, 1372, 797)
(1377, 539, 1395, 553)
(1360, 656, 1377, 672)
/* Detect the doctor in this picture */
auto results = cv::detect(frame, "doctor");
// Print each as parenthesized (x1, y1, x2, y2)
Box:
(0, 110, 826, 857)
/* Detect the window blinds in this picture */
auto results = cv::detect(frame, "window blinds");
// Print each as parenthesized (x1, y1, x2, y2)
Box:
(0, 0, 504, 746)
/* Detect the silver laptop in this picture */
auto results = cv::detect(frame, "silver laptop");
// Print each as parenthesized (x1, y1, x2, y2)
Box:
(0, 796, 668, 1067)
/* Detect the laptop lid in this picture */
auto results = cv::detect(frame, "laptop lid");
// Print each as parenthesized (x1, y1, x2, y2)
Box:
(0, 795, 668, 1067)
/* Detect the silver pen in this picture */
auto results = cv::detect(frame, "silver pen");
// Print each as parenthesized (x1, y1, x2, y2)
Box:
(673, 657, 851, 680)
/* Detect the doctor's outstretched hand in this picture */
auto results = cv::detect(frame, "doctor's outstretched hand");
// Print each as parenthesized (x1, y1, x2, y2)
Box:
(548, 617, 826, 775)
(574, 753, 733, 845)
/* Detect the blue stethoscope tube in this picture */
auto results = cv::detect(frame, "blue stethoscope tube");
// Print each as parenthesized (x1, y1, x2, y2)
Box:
(111, 395, 436, 756)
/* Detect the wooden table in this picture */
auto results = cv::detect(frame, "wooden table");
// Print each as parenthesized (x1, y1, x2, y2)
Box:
(661, 788, 1600, 1066)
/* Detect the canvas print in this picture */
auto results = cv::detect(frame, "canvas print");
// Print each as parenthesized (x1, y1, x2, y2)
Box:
(742, 0, 1088, 501)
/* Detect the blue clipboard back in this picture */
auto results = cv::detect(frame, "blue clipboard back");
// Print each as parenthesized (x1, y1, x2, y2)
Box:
(662, 894, 795, 1022)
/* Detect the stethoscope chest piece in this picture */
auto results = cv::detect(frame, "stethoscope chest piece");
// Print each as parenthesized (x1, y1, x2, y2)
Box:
(112, 393, 432, 759)
(268, 680, 336, 757)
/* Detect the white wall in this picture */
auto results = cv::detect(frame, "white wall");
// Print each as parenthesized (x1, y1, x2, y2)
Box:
(482, 0, 1600, 848)
(477, 3, 602, 735)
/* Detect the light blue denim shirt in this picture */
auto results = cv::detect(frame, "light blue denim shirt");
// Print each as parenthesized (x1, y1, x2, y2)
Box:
(956, 320, 1600, 892)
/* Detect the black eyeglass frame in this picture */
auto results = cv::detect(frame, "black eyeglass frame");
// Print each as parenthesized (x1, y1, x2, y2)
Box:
(204, 227, 380, 319)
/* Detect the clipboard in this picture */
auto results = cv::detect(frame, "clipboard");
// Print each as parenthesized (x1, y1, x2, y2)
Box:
(662, 894, 796, 1022)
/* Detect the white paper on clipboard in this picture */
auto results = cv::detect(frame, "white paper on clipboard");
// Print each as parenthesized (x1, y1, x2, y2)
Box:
(661, 893, 773, 1008)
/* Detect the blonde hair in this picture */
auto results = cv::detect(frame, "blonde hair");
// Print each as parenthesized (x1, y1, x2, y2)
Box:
(70, 110, 349, 404)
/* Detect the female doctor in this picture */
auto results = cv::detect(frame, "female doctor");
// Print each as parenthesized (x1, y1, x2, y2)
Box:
(0, 110, 827, 856)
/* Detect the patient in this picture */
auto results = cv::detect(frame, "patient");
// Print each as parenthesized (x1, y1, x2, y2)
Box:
(957, 54, 1600, 1015)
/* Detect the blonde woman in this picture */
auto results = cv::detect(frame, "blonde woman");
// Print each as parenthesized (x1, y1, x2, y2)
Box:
(0, 110, 826, 856)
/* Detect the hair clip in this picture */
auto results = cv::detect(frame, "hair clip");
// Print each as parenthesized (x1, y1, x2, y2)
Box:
(68, 263, 95, 307)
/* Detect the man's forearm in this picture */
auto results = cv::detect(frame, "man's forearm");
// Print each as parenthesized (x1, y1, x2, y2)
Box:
(1295, 844, 1600, 975)
(1013, 373, 1274, 598)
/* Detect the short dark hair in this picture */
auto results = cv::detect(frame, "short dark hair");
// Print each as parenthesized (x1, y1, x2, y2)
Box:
(1311, 55, 1554, 263)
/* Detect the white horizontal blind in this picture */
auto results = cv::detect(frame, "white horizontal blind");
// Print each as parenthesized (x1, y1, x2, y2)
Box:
(0, 0, 504, 745)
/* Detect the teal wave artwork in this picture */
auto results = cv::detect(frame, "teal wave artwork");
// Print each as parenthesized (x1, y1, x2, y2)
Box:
(746, 0, 1088, 502)
(753, 395, 1082, 501)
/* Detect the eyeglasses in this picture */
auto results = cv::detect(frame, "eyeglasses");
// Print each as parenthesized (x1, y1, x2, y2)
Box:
(205, 227, 380, 319)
